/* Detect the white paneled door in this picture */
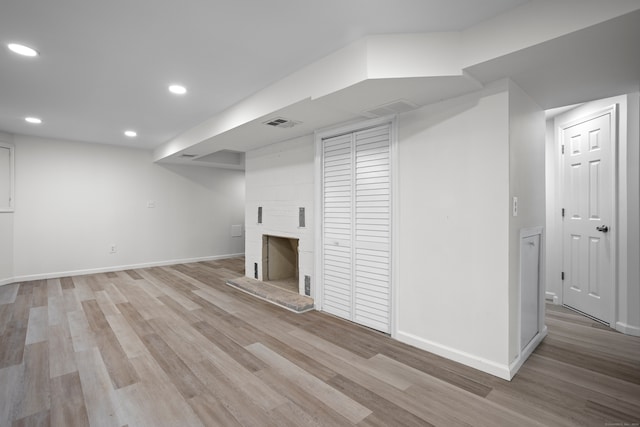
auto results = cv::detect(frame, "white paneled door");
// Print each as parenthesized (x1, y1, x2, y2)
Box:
(322, 124, 391, 333)
(562, 111, 614, 324)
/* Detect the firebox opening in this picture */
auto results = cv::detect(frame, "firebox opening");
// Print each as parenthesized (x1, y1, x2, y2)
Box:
(262, 235, 299, 293)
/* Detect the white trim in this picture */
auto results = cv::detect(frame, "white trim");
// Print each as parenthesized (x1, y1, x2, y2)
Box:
(0, 278, 15, 287)
(509, 326, 548, 379)
(0, 252, 244, 285)
(396, 330, 513, 381)
(390, 117, 399, 339)
(615, 322, 640, 337)
(545, 291, 559, 304)
(517, 227, 545, 343)
(315, 115, 396, 141)
(515, 226, 545, 378)
(313, 131, 324, 309)
(0, 142, 15, 213)
(558, 105, 618, 327)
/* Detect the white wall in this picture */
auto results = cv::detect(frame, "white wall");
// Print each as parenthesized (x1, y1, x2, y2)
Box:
(394, 80, 545, 378)
(241, 81, 546, 379)
(244, 135, 315, 293)
(396, 83, 512, 375)
(507, 81, 546, 362)
(8, 134, 245, 281)
(0, 132, 14, 284)
(546, 93, 640, 336)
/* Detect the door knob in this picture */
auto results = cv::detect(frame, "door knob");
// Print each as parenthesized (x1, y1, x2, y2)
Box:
(596, 225, 609, 233)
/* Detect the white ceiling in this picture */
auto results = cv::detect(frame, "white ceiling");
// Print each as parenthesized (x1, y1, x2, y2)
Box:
(158, 5, 640, 168)
(0, 0, 527, 150)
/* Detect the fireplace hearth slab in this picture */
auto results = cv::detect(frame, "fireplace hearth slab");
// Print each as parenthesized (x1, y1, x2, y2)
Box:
(226, 277, 314, 313)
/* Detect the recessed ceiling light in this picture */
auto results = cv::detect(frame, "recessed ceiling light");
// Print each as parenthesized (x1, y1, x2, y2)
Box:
(169, 84, 187, 95)
(124, 130, 137, 137)
(8, 43, 39, 57)
(25, 117, 42, 124)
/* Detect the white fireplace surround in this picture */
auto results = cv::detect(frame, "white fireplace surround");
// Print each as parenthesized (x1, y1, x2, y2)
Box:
(244, 135, 316, 296)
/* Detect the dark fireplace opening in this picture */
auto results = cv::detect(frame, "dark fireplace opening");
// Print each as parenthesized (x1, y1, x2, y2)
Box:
(262, 235, 299, 293)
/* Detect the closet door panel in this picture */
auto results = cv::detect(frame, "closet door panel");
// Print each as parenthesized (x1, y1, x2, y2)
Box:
(322, 125, 391, 333)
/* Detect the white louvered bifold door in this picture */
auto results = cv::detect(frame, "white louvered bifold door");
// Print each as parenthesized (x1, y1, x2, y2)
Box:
(322, 133, 354, 320)
(322, 124, 391, 333)
(353, 126, 391, 332)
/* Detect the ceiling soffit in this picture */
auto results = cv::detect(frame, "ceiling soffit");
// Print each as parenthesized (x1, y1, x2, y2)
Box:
(155, 3, 640, 165)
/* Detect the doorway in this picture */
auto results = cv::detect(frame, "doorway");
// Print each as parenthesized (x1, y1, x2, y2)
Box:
(557, 106, 617, 325)
(317, 121, 393, 334)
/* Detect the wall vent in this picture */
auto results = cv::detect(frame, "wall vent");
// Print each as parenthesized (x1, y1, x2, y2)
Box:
(299, 207, 305, 228)
(304, 276, 311, 296)
(363, 99, 419, 118)
(263, 117, 301, 128)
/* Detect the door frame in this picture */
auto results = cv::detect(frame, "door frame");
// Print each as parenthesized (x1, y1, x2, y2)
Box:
(313, 115, 398, 336)
(558, 104, 618, 326)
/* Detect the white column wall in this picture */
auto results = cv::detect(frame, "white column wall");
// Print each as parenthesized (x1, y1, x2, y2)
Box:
(395, 84, 512, 376)
(9, 134, 245, 281)
(507, 81, 546, 361)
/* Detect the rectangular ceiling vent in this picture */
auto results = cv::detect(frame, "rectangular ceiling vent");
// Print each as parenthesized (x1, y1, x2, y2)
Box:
(363, 99, 419, 118)
(263, 117, 301, 129)
(180, 153, 197, 159)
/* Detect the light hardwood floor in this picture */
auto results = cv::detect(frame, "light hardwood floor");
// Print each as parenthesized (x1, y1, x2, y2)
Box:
(1, 257, 639, 426)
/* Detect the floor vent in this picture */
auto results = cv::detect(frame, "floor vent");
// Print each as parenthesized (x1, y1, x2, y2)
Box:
(263, 117, 301, 128)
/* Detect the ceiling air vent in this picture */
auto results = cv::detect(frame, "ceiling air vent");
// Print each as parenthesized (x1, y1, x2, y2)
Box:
(363, 99, 419, 118)
(263, 117, 301, 128)
(180, 153, 197, 159)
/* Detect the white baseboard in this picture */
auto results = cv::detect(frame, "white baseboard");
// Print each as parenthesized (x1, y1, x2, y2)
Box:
(395, 330, 512, 381)
(545, 291, 558, 304)
(616, 321, 640, 337)
(0, 252, 245, 286)
(509, 325, 548, 379)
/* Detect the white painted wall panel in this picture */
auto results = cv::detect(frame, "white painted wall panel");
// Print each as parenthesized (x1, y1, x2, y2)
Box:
(11, 135, 245, 279)
(397, 85, 511, 367)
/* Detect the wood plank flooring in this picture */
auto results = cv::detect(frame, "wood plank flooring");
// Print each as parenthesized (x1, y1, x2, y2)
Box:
(1, 257, 639, 426)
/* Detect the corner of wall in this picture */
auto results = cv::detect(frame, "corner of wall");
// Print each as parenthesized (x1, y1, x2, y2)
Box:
(623, 91, 640, 331)
(0, 132, 14, 283)
(506, 81, 546, 364)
